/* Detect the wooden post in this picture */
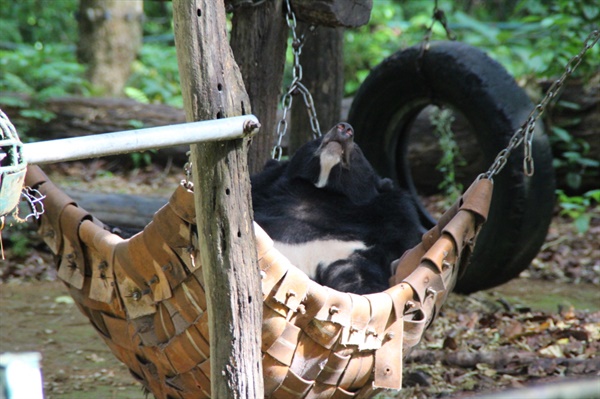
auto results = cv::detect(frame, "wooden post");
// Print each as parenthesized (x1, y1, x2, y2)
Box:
(290, 24, 345, 154)
(230, 2, 288, 175)
(172, 1, 263, 398)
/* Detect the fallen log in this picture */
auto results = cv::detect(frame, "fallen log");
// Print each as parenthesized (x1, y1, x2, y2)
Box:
(64, 189, 166, 231)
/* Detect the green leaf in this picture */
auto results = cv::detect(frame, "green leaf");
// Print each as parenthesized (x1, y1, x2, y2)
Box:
(577, 158, 600, 168)
(0, 72, 35, 94)
(124, 87, 149, 104)
(540, 17, 556, 28)
(566, 172, 582, 190)
(574, 215, 590, 234)
(560, 202, 584, 212)
(583, 189, 600, 202)
(550, 126, 572, 143)
(128, 119, 145, 129)
(582, 4, 600, 20)
(0, 95, 29, 108)
(54, 295, 74, 304)
(556, 100, 582, 110)
(19, 108, 55, 123)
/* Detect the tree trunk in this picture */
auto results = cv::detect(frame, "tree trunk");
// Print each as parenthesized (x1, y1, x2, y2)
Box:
(230, 1, 288, 174)
(77, 0, 143, 96)
(172, 1, 263, 398)
(289, 24, 345, 155)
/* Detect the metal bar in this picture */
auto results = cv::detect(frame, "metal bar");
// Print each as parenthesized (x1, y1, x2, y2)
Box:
(21, 115, 259, 165)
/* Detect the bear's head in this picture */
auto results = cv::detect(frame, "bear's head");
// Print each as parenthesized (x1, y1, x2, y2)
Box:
(285, 123, 392, 204)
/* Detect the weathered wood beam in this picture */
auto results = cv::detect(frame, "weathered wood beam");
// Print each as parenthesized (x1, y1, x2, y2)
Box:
(230, 1, 288, 174)
(226, 0, 372, 27)
(172, 1, 263, 398)
(290, 0, 372, 27)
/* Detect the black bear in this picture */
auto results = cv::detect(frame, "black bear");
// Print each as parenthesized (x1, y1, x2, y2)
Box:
(251, 122, 423, 294)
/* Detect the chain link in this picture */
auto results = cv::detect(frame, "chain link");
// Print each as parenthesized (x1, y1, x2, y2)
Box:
(484, 29, 599, 180)
(183, 150, 194, 189)
(272, 0, 321, 161)
(418, 0, 456, 72)
(420, 0, 456, 54)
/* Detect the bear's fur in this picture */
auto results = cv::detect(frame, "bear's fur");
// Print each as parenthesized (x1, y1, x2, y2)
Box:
(251, 123, 422, 294)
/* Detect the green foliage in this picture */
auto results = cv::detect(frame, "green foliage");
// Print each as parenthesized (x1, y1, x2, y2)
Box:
(126, 44, 182, 107)
(550, 104, 600, 191)
(508, 0, 599, 78)
(4, 223, 33, 258)
(130, 150, 156, 169)
(0, 43, 89, 135)
(125, 2, 181, 106)
(343, 1, 406, 94)
(0, 4, 182, 134)
(0, 0, 78, 45)
(343, 0, 600, 95)
(124, 87, 149, 104)
(0, 44, 89, 97)
(143, 1, 174, 37)
(7, 231, 31, 258)
(127, 119, 145, 129)
(556, 189, 600, 234)
(429, 107, 465, 204)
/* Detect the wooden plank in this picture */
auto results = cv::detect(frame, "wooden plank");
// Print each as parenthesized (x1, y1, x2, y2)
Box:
(291, 0, 372, 28)
(226, 0, 373, 27)
(172, 1, 263, 398)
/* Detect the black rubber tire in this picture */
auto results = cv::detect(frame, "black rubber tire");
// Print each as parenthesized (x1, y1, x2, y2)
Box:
(347, 41, 555, 294)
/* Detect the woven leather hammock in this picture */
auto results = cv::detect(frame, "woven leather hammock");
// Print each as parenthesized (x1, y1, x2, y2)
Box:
(25, 164, 492, 399)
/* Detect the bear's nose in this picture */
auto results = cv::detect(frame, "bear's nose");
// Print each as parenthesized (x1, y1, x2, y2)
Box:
(336, 122, 353, 139)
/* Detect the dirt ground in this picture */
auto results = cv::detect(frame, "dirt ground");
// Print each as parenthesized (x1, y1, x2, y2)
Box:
(1, 163, 599, 398)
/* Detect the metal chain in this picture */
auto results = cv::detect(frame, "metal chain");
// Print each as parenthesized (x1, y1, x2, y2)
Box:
(484, 29, 599, 180)
(183, 150, 193, 190)
(420, 0, 456, 54)
(272, 0, 321, 161)
(417, 0, 456, 73)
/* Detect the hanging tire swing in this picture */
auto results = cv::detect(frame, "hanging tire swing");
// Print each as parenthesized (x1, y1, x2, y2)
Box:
(347, 41, 555, 293)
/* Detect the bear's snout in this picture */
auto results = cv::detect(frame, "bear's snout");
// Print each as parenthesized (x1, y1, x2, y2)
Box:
(332, 122, 354, 142)
(319, 122, 355, 167)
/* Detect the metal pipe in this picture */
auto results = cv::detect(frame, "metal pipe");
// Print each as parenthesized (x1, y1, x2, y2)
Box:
(21, 115, 260, 165)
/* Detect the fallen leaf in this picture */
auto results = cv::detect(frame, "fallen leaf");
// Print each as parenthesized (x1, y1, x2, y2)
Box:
(539, 344, 564, 358)
(54, 295, 75, 304)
